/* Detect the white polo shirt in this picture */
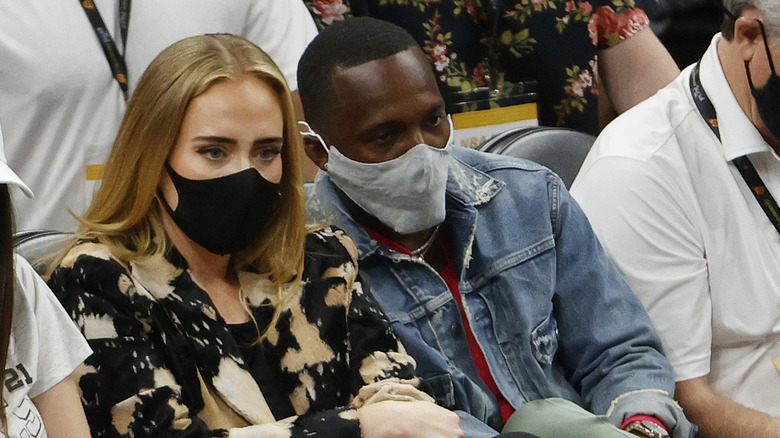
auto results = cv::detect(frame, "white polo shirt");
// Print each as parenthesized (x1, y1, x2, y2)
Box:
(571, 34, 780, 416)
(0, 0, 317, 232)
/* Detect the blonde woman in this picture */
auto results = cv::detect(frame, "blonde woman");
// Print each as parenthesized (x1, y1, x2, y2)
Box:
(47, 34, 462, 438)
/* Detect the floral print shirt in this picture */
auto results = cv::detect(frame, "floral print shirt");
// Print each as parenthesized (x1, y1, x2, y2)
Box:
(304, 0, 658, 135)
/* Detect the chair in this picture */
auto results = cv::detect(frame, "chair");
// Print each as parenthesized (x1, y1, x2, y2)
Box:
(478, 126, 595, 188)
(13, 229, 71, 275)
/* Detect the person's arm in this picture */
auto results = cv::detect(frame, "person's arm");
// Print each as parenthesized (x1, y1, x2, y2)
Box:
(597, 25, 680, 114)
(546, 175, 692, 436)
(32, 372, 90, 438)
(570, 132, 711, 437)
(11, 254, 92, 437)
(550, 181, 675, 404)
(676, 377, 780, 438)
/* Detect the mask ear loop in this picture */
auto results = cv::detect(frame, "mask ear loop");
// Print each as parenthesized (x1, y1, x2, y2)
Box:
(298, 121, 331, 170)
(756, 20, 778, 77)
(445, 114, 455, 149)
(297, 121, 330, 155)
(742, 19, 777, 91)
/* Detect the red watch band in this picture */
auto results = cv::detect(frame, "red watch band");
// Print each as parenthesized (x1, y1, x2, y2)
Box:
(621, 415, 668, 432)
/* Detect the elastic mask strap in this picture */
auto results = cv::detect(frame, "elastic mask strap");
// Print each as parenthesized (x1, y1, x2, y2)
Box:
(298, 121, 330, 154)
(445, 114, 454, 149)
(756, 20, 778, 76)
(718, 2, 738, 21)
(746, 61, 758, 90)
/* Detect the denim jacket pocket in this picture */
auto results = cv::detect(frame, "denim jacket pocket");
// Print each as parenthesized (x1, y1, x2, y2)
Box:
(420, 373, 457, 409)
(530, 314, 559, 365)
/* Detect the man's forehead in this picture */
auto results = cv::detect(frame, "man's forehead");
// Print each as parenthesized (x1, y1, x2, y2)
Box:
(329, 48, 437, 99)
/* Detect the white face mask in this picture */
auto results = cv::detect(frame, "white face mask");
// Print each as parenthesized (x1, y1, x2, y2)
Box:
(301, 119, 453, 235)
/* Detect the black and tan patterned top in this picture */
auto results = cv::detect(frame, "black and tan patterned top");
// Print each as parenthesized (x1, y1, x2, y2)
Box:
(48, 226, 431, 438)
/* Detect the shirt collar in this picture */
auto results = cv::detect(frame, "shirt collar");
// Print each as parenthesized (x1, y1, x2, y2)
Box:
(700, 33, 774, 161)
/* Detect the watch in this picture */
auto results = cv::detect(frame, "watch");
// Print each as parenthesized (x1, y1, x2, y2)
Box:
(623, 420, 670, 438)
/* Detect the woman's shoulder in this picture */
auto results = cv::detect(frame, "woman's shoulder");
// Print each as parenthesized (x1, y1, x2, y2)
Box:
(50, 238, 135, 293)
(305, 225, 360, 264)
(14, 254, 61, 314)
(301, 225, 362, 289)
(58, 238, 124, 269)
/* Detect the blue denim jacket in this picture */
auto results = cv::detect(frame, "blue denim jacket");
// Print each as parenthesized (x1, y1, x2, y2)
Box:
(307, 146, 694, 437)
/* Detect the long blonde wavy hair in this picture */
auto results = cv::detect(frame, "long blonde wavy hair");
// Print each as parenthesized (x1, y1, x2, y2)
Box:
(63, 33, 307, 296)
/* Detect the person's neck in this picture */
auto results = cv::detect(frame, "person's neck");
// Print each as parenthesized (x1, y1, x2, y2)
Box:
(162, 212, 250, 323)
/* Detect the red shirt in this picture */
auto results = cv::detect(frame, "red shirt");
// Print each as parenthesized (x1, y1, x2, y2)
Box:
(364, 226, 515, 424)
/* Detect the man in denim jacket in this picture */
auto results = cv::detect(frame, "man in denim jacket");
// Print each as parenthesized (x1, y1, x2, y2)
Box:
(297, 17, 695, 438)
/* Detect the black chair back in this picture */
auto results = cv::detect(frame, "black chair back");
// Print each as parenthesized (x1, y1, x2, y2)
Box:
(13, 230, 71, 275)
(478, 126, 595, 188)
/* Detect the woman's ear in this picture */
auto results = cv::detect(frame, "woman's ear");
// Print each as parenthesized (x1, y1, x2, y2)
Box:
(733, 10, 765, 63)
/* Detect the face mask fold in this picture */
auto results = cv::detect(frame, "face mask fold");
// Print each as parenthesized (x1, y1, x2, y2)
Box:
(315, 117, 454, 235)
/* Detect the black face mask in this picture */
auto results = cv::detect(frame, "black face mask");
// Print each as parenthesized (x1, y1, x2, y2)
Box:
(161, 163, 279, 255)
(746, 20, 780, 141)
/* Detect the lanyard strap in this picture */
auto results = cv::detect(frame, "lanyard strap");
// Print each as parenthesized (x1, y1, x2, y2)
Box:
(79, 0, 131, 101)
(689, 62, 780, 234)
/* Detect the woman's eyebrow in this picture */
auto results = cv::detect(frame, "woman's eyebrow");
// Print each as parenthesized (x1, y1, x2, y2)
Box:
(254, 136, 284, 146)
(192, 135, 236, 144)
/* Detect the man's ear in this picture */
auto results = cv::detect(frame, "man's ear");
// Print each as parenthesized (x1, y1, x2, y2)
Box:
(302, 136, 329, 170)
(733, 9, 765, 62)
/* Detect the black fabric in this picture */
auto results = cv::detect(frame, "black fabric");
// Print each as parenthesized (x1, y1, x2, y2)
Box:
(228, 321, 296, 420)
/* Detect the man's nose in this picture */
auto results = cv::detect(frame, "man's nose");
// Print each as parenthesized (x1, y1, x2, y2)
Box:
(410, 127, 427, 146)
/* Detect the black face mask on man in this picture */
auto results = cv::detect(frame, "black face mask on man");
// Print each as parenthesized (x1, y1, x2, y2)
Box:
(160, 163, 279, 255)
(746, 19, 780, 141)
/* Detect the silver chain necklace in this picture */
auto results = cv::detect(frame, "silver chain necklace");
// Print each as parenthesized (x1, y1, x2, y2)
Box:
(411, 225, 442, 258)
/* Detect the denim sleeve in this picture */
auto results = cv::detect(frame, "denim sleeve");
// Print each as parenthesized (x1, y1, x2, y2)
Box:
(456, 410, 501, 438)
(549, 180, 690, 431)
(607, 390, 697, 438)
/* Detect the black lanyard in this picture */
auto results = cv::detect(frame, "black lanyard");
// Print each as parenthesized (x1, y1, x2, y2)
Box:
(79, 0, 131, 101)
(690, 62, 780, 235)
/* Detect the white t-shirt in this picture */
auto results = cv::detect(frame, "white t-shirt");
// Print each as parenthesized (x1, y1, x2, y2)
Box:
(1, 255, 92, 438)
(0, 0, 317, 232)
(571, 34, 780, 416)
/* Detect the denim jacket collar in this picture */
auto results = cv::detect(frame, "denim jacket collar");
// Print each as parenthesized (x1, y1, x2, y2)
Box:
(306, 150, 505, 261)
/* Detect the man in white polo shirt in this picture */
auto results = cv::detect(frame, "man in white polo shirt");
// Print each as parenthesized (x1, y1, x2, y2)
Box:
(0, 1, 317, 232)
(571, 1, 780, 436)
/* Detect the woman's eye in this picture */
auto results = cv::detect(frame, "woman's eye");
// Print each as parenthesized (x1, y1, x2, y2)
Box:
(199, 147, 225, 160)
(256, 147, 281, 161)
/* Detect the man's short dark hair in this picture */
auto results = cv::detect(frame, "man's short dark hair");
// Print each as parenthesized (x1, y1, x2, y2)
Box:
(297, 17, 420, 126)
